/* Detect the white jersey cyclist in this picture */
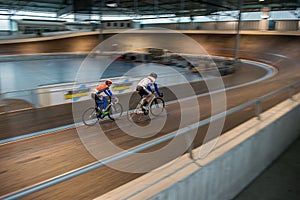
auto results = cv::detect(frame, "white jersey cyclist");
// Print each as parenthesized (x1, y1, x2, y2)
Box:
(136, 72, 163, 107)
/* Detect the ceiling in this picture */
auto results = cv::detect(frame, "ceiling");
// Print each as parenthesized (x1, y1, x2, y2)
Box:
(0, 0, 299, 18)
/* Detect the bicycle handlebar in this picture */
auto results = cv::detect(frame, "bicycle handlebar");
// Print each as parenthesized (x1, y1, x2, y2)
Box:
(108, 96, 119, 104)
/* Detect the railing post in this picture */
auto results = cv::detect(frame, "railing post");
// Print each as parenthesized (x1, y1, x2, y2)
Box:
(234, 0, 244, 62)
(0, 92, 8, 113)
(30, 89, 35, 106)
(188, 142, 194, 160)
(255, 100, 262, 120)
(0, 93, 3, 113)
(289, 85, 295, 101)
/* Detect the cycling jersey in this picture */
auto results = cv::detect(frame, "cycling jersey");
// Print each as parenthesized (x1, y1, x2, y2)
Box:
(95, 83, 113, 97)
(137, 76, 161, 96)
(93, 83, 114, 113)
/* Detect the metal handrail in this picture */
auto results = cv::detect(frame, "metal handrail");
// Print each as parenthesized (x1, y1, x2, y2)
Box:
(1, 80, 299, 200)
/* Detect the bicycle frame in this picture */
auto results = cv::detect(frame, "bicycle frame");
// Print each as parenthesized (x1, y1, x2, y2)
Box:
(83, 96, 122, 126)
(135, 92, 161, 114)
(127, 91, 165, 123)
(98, 96, 120, 118)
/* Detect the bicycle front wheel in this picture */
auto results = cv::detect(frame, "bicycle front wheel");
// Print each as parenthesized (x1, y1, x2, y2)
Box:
(150, 97, 165, 116)
(82, 107, 99, 126)
(108, 103, 123, 120)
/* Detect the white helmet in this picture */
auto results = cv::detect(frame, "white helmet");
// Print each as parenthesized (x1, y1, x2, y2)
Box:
(149, 72, 157, 79)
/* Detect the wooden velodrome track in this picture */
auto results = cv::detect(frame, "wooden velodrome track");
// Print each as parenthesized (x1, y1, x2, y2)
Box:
(0, 31, 299, 199)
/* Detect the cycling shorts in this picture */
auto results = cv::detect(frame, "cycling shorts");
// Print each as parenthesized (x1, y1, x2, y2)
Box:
(136, 86, 150, 97)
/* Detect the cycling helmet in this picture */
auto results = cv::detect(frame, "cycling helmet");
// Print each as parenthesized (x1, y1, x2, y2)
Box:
(149, 72, 157, 79)
(105, 79, 112, 85)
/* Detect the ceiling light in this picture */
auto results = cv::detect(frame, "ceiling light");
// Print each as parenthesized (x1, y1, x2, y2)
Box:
(106, 2, 118, 8)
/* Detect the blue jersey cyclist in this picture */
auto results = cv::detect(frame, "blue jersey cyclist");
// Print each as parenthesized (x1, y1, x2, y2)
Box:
(93, 79, 115, 115)
(136, 72, 163, 109)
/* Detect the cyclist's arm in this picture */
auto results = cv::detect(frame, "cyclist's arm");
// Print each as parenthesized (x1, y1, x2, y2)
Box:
(104, 89, 114, 98)
(153, 82, 162, 96)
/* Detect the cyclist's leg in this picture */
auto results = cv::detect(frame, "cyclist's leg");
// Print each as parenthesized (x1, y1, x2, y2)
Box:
(144, 93, 154, 106)
(95, 96, 102, 112)
(134, 90, 146, 114)
(102, 97, 108, 113)
(138, 88, 151, 106)
(137, 89, 146, 108)
(94, 99, 98, 111)
(140, 94, 152, 115)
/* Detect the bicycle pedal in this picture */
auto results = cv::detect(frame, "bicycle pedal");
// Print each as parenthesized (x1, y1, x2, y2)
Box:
(134, 110, 143, 114)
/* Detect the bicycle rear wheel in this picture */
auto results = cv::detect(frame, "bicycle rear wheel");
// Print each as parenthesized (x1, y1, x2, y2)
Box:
(150, 97, 165, 116)
(108, 103, 123, 120)
(127, 101, 144, 123)
(82, 107, 99, 126)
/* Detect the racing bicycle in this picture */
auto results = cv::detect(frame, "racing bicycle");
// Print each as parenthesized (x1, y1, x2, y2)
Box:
(127, 91, 165, 123)
(82, 97, 123, 126)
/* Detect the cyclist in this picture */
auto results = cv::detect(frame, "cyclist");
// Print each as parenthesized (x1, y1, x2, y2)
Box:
(136, 72, 163, 113)
(93, 79, 115, 116)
